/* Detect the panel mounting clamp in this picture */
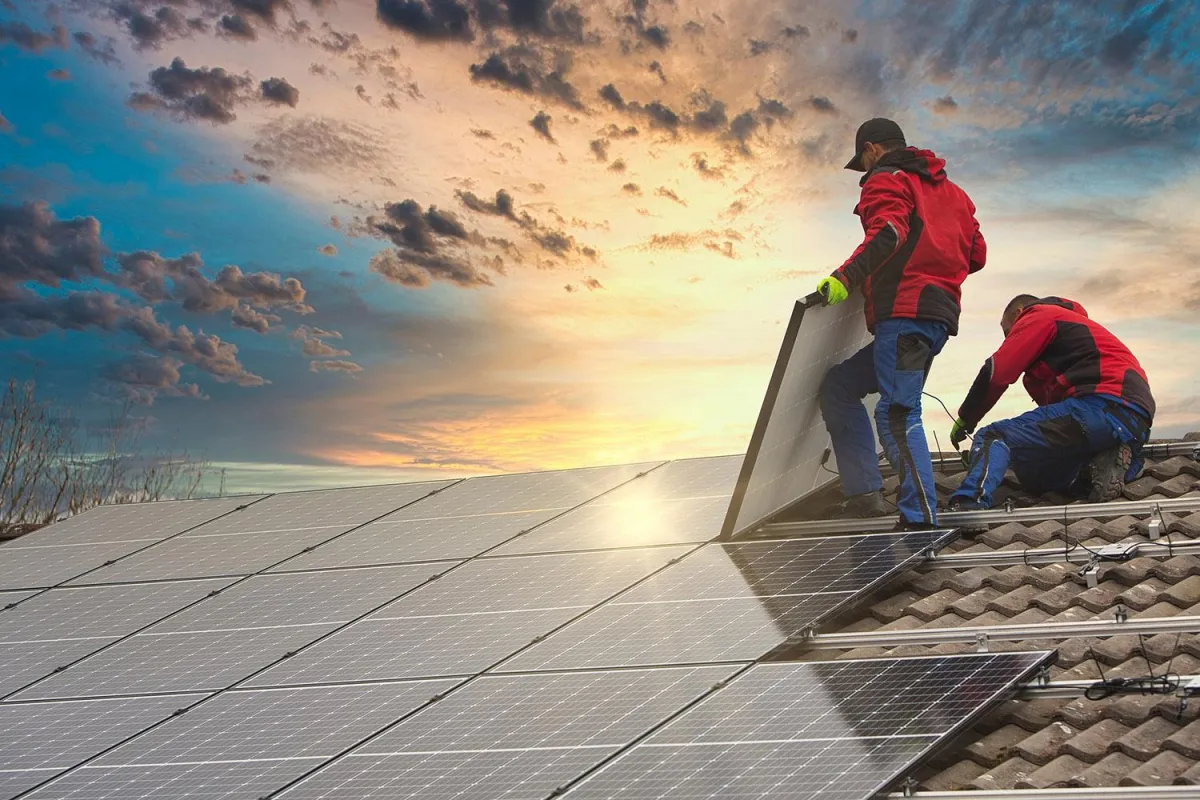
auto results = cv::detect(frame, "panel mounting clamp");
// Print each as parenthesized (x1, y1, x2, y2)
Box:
(1148, 505, 1165, 540)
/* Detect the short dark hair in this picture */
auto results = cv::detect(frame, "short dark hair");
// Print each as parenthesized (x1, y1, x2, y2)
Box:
(1003, 294, 1039, 318)
(878, 139, 906, 152)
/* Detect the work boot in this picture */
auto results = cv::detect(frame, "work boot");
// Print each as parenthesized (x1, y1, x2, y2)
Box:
(834, 490, 889, 519)
(892, 519, 939, 532)
(946, 498, 988, 512)
(1086, 443, 1133, 503)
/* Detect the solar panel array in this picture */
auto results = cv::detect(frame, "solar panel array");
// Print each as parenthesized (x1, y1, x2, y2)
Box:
(722, 296, 876, 539)
(0, 456, 1035, 800)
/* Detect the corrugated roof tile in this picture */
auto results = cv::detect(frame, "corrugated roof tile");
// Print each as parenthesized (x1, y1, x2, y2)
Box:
(971, 756, 1038, 790)
(1015, 720, 1079, 766)
(867, 590, 924, 623)
(1072, 580, 1127, 612)
(918, 758, 988, 791)
(1164, 575, 1200, 607)
(1061, 718, 1131, 763)
(949, 587, 1003, 618)
(1017, 753, 1088, 788)
(1067, 751, 1143, 787)
(988, 584, 1043, 616)
(1033, 583, 1084, 615)
(1153, 555, 1200, 583)
(1114, 716, 1184, 760)
(907, 588, 965, 622)
(1123, 750, 1195, 786)
(1164, 721, 1200, 761)
(1116, 577, 1172, 610)
(965, 724, 1032, 768)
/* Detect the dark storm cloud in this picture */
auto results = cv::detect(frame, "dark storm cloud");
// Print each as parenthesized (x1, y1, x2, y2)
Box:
(0, 201, 107, 298)
(73, 31, 119, 64)
(456, 188, 516, 217)
(581, 277, 602, 290)
(455, 187, 595, 261)
(639, 100, 680, 131)
(757, 96, 793, 122)
(218, 14, 258, 40)
(691, 152, 726, 179)
(842, 28, 858, 43)
(529, 110, 555, 142)
(469, 48, 583, 109)
(643, 228, 742, 259)
(129, 57, 255, 124)
(261, 77, 301, 106)
(124, 307, 267, 385)
(230, 304, 281, 333)
(365, 199, 501, 288)
(0, 292, 128, 338)
(932, 95, 959, 113)
(648, 60, 666, 82)
(111, 3, 194, 50)
(370, 247, 494, 288)
(0, 20, 67, 51)
(102, 355, 204, 401)
(483, 0, 588, 42)
(114, 251, 311, 314)
(622, 182, 641, 195)
(232, 0, 291, 23)
(599, 83, 625, 110)
(601, 123, 638, 138)
(748, 38, 772, 56)
(589, 138, 608, 160)
(782, 25, 809, 39)
(807, 95, 837, 114)
(638, 24, 668, 48)
(376, 0, 474, 41)
(690, 98, 727, 132)
(607, 158, 626, 172)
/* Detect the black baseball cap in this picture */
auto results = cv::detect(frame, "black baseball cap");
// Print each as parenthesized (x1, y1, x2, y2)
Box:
(844, 117, 906, 171)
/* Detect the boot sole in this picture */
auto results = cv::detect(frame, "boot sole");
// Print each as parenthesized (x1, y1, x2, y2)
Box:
(1087, 445, 1132, 503)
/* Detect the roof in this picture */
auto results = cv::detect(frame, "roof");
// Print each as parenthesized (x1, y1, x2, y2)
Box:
(778, 436, 1200, 792)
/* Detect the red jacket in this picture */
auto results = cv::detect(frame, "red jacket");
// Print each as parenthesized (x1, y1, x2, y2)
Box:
(958, 297, 1155, 429)
(834, 148, 985, 335)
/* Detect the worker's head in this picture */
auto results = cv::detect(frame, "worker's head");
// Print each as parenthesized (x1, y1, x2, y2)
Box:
(845, 118, 906, 172)
(1002, 294, 1039, 336)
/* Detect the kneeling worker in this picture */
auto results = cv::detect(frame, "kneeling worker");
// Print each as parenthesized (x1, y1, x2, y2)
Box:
(948, 295, 1154, 510)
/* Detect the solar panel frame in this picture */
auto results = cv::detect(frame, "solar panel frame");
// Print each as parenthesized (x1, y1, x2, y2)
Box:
(721, 297, 875, 539)
(563, 652, 1055, 800)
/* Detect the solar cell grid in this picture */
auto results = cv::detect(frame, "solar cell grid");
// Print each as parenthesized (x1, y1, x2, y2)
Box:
(246, 607, 581, 687)
(500, 532, 952, 672)
(382, 461, 659, 521)
(0, 543, 183, 593)
(175, 481, 454, 536)
(566, 653, 1052, 800)
(91, 681, 452, 765)
(152, 564, 444, 633)
(0, 693, 205, 799)
(13, 624, 339, 701)
(270, 509, 553, 572)
(391, 546, 691, 618)
(276, 666, 737, 800)
(0, 637, 120, 700)
(25, 759, 315, 800)
(3, 496, 264, 550)
(66, 525, 359, 585)
(602, 456, 743, 504)
(0, 579, 233, 643)
(492, 495, 728, 556)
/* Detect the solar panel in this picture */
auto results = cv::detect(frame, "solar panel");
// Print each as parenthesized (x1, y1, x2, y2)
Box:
(489, 456, 743, 557)
(0, 693, 206, 798)
(0, 579, 233, 643)
(21, 680, 458, 800)
(275, 666, 738, 799)
(378, 462, 660, 521)
(0, 638, 120, 699)
(565, 652, 1053, 800)
(172, 481, 455, 537)
(14, 564, 446, 701)
(65, 525, 360, 584)
(501, 531, 953, 671)
(0, 497, 266, 591)
(271, 509, 561, 572)
(722, 297, 874, 539)
(248, 547, 692, 687)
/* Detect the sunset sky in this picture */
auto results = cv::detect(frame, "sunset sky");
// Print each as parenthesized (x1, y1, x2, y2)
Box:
(2, 0, 1198, 492)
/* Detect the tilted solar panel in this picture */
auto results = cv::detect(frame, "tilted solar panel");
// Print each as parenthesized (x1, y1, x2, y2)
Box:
(563, 652, 1054, 800)
(721, 297, 874, 539)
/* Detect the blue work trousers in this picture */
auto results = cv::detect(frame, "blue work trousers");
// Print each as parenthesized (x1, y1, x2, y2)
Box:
(819, 318, 949, 525)
(951, 395, 1151, 508)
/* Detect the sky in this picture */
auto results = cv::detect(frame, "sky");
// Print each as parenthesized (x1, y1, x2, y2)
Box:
(1, 0, 1198, 493)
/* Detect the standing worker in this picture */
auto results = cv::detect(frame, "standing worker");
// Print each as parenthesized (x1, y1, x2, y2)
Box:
(947, 295, 1154, 510)
(816, 118, 986, 530)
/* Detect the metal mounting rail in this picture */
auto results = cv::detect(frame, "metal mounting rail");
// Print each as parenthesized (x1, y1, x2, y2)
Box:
(886, 788, 1200, 799)
(1015, 674, 1200, 700)
(756, 496, 1200, 538)
(919, 538, 1200, 571)
(802, 613, 1200, 651)
(1143, 441, 1200, 459)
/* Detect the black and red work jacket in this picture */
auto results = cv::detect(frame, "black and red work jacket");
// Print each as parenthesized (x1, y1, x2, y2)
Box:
(834, 147, 986, 335)
(957, 297, 1156, 430)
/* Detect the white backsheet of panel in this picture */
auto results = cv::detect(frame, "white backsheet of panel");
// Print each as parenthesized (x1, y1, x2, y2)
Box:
(722, 297, 875, 538)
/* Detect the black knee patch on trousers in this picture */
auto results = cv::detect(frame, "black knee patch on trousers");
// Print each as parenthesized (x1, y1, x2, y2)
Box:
(1036, 415, 1089, 449)
(895, 333, 933, 374)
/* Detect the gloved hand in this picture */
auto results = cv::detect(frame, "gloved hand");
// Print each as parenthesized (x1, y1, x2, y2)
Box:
(950, 418, 970, 448)
(816, 276, 848, 306)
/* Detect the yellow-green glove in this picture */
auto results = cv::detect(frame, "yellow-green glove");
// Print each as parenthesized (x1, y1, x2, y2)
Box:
(950, 418, 970, 448)
(816, 276, 848, 306)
